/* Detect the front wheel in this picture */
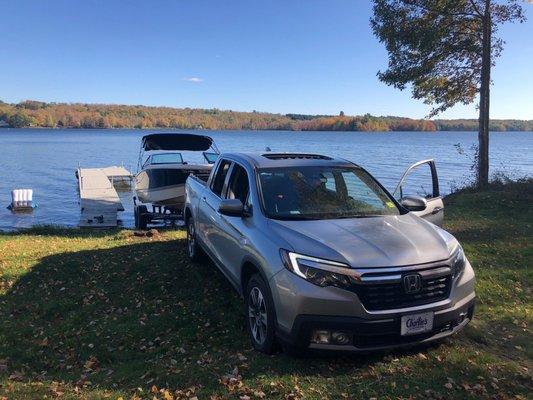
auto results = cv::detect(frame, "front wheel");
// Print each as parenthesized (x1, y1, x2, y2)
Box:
(245, 274, 277, 354)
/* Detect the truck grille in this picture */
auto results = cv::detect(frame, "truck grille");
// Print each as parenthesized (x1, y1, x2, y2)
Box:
(354, 275, 452, 311)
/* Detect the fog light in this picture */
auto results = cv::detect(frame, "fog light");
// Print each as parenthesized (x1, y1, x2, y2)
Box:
(311, 330, 331, 344)
(459, 311, 467, 323)
(331, 331, 351, 345)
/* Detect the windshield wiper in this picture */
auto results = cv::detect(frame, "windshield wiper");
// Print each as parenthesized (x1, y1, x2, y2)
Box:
(334, 212, 384, 219)
(270, 215, 323, 221)
(271, 212, 386, 221)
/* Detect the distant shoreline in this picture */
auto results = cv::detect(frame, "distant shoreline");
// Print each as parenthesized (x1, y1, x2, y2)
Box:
(1, 126, 532, 133)
(1, 100, 532, 132)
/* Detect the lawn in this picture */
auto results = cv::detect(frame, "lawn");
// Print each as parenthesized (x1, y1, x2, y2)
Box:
(0, 182, 531, 400)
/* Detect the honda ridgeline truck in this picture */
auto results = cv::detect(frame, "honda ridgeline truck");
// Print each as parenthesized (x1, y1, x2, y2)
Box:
(184, 153, 475, 354)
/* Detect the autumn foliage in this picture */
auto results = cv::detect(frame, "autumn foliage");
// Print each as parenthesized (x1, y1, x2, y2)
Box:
(0, 100, 531, 131)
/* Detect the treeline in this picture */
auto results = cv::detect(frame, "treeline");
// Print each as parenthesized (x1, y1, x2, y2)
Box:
(0, 101, 294, 130)
(434, 119, 533, 132)
(0, 100, 531, 132)
(297, 114, 437, 131)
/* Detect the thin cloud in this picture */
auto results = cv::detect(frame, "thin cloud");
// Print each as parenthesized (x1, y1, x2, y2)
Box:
(183, 77, 204, 83)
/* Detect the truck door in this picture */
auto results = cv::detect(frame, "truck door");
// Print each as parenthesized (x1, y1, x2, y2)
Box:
(393, 159, 444, 226)
(215, 162, 254, 283)
(197, 158, 232, 262)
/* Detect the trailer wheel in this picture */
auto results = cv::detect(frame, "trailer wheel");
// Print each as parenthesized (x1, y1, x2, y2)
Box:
(135, 205, 148, 230)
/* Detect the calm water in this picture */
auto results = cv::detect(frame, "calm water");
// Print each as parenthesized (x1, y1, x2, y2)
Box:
(0, 128, 531, 230)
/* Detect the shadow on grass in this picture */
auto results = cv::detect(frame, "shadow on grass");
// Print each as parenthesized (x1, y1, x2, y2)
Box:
(0, 237, 244, 389)
(0, 225, 124, 239)
(0, 225, 185, 239)
(0, 183, 531, 397)
(0, 233, 439, 391)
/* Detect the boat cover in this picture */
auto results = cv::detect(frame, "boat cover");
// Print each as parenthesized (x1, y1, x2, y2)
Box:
(142, 133, 214, 151)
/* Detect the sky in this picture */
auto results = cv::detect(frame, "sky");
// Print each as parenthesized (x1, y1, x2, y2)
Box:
(0, 0, 532, 119)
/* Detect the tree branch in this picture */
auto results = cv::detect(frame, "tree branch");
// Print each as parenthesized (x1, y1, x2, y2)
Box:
(468, 0, 484, 19)
(405, 0, 483, 20)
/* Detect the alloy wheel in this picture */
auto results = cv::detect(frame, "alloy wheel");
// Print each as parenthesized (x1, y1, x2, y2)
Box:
(187, 222, 195, 258)
(248, 286, 268, 345)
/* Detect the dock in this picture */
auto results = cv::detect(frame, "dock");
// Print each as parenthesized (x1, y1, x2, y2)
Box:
(77, 166, 133, 227)
(100, 166, 134, 186)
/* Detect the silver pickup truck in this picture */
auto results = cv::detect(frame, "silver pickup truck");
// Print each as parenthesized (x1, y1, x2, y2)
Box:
(184, 153, 475, 354)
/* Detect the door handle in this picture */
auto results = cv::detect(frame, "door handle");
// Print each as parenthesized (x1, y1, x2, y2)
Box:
(431, 207, 443, 215)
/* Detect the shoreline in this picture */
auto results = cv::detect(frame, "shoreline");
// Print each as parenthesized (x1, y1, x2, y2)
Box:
(1, 126, 533, 133)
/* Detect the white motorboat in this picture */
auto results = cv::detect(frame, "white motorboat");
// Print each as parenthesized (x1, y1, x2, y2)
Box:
(134, 133, 219, 227)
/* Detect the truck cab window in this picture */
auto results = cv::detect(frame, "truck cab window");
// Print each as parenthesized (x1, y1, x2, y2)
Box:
(226, 164, 250, 204)
(211, 160, 231, 196)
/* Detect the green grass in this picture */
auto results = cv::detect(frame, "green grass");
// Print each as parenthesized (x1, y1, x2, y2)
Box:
(0, 182, 531, 399)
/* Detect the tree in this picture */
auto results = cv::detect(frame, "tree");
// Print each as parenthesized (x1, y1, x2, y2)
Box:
(8, 111, 33, 128)
(371, 0, 526, 186)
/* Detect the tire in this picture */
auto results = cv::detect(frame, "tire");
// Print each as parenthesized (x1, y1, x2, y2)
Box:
(186, 216, 204, 262)
(135, 205, 148, 230)
(134, 206, 139, 229)
(245, 274, 277, 354)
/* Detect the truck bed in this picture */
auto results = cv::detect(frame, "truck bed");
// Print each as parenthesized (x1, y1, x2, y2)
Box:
(189, 173, 209, 184)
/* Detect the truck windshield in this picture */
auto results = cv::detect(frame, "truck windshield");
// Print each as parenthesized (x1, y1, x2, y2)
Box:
(258, 166, 400, 220)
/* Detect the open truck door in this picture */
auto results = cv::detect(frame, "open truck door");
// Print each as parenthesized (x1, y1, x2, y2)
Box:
(393, 159, 444, 227)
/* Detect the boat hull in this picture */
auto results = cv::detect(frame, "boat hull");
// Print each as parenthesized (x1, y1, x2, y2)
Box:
(134, 165, 211, 210)
(135, 184, 186, 208)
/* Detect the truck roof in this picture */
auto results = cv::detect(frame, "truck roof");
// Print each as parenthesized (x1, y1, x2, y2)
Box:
(220, 152, 359, 169)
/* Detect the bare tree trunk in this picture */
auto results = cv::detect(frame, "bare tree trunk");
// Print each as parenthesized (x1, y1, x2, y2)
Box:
(478, 0, 491, 187)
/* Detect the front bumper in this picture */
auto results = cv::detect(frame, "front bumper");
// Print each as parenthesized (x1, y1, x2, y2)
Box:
(277, 296, 475, 352)
(270, 258, 476, 352)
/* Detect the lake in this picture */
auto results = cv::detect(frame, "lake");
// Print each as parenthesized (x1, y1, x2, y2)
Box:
(1, 128, 531, 230)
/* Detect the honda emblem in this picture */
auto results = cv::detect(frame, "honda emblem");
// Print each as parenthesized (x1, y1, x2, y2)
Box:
(403, 273, 422, 294)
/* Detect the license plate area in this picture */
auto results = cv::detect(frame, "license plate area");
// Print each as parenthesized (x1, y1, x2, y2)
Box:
(401, 312, 434, 336)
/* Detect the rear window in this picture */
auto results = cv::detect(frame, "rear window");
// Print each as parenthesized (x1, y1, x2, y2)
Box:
(226, 164, 249, 204)
(211, 160, 231, 196)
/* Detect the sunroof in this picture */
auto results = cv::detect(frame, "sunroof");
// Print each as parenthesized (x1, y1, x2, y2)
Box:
(262, 153, 333, 160)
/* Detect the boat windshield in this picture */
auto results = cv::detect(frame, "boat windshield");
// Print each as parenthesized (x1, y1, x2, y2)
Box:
(203, 152, 219, 164)
(258, 166, 400, 220)
(149, 153, 184, 165)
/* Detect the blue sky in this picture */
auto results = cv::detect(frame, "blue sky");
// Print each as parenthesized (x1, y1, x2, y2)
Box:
(0, 0, 531, 119)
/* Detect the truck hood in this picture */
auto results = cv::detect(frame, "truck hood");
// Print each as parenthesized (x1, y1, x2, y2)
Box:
(268, 213, 451, 268)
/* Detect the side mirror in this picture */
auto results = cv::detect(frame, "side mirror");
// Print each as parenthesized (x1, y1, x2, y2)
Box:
(218, 199, 245, 217)
(400, 195, 427, 212)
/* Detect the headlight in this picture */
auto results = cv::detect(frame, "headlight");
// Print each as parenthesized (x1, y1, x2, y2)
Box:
(280, 249, 354, 289)
(450, 244, 465, 278)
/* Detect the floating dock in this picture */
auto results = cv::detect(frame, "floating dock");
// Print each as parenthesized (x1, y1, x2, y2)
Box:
(77, 166, 132, 227)
(99, 166, 134, 185)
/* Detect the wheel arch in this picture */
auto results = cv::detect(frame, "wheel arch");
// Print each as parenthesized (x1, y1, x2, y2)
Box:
(240, 256, 270, 296)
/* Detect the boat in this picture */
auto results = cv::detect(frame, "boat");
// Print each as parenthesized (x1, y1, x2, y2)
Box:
(133, 133, 219, 227)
